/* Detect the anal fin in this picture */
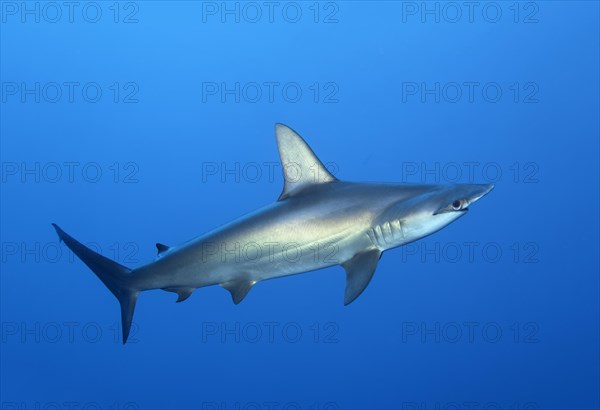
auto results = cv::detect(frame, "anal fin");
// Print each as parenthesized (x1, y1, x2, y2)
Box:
(221, 279, 256, 304)
(342, 249, 382, 305)
(162, 287, 195, 303)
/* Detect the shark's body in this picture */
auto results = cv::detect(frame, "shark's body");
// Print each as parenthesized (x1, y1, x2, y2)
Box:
(53, 124, 493, 343)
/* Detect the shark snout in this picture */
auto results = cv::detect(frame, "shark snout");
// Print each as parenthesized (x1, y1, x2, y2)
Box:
(468, 183, 495, 204)
(432, 183, 495, 215)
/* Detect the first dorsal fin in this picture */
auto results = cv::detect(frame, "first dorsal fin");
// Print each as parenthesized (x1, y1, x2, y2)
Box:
(275, 124, 337, 201)
(156, 243, 170, 256)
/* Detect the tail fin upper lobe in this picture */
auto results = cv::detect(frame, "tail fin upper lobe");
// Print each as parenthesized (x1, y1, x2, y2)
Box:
(52, 223, 138, 344)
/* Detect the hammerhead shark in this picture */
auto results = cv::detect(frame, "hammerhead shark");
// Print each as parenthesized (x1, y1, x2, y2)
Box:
(53, 124, 494, 343)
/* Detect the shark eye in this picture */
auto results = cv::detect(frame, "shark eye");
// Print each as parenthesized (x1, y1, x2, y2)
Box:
(452, 200, 463, 210)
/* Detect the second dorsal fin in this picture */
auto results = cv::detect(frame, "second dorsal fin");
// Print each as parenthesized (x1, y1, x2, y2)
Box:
(156, 243, 170, 256)
(275, 124, 337, 201)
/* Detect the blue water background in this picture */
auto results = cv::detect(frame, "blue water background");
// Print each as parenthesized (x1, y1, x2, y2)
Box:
(1, 2, 599, 409)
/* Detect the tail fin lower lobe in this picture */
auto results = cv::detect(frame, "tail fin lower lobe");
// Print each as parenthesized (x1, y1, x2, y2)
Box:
(52, 223, 138, 344)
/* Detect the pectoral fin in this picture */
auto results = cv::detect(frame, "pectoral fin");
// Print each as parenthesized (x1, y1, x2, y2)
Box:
(342, 249, 382, 305)
(221, 279, 257, 304)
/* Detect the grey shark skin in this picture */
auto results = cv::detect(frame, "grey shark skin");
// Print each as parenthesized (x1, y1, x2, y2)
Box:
(52, 124, 494, 343)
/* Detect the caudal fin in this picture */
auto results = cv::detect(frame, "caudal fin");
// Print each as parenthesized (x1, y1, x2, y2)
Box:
(52, 223, 138, 344)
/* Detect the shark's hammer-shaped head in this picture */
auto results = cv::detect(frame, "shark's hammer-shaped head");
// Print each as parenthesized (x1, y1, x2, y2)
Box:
(272, 123, 495, 250)
(376, 183, 495, 248)
(431, 183, 495, 216)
